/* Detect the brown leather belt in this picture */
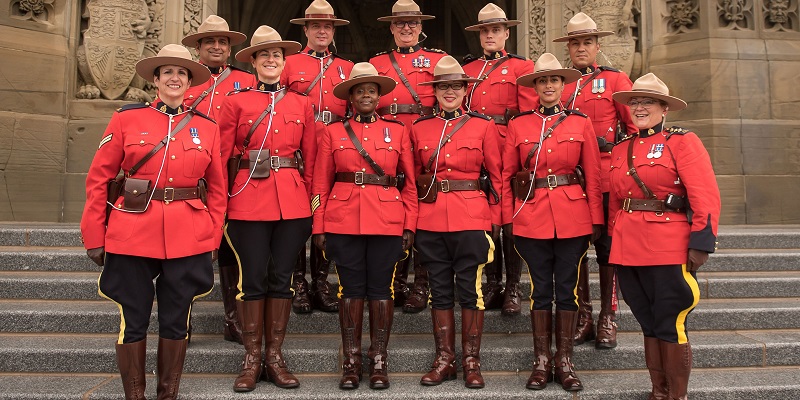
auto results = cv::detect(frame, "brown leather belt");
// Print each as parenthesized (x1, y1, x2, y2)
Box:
(151, 187, 199, 202)
(377, 103, 434, 116)
(486, 109, 520, 126)
(315, 110, 345, 124)
(430, 179, 480, 193)
(622, 198, 684, 213)
(336, 172, 397, 187)
(239, 156, 299, 170)
(533, 173, 580, 189)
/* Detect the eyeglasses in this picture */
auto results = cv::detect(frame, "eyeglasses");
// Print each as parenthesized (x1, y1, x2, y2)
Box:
(393, 20, 420, 28)
(435, 82, 465, 91)
(627, 99, 660, 109)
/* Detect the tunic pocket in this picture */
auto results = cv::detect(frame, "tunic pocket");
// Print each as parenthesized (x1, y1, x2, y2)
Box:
(182, 139, 211, 178)
(377, 187, 404, 226)
(187, 198, 213, 242)
(324, 183, 353, 223)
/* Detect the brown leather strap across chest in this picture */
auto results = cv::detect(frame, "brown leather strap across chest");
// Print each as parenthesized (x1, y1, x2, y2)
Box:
(377, 103, 434, 116)
(336, 172, 397, 187)
(151, 187, 200, 202)
(533, 173, 580, 189)
(239, 156, 299, 170)
(622, 198, 683, 213)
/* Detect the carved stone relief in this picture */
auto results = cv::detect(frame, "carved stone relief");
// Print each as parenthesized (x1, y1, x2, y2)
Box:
(10, 0, 55, 24)
(528, 0, 546, 59)
(718, 0, 753, 30)
(582, 0, 636, 75)
(763, 0, 798, 32)
(665, 0, 700, 34)
(184, 0, 203, 36)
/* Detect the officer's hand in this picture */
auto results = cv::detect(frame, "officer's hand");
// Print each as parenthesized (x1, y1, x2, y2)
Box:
(590, 224, 602, 244)
(402, 230, 415, 251)
(502, 223, 513, 240)
(686, 248, 708, 272)
(87, 247, 105, 267)
(212, 249, 219, 262)
(313, 234, 326, 251)
(490, 224, 500, 242)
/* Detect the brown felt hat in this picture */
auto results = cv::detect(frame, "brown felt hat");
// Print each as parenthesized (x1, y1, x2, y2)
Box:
(553, 12, 614, 42)
(181, 15, 247, 47)
(235, 25, 302, 62)
(377, 0, 435, 22)
(333, 62, 397, 100)
(465, 3, 521, 31)
(516, 53, 581, 87)
(135, 44, 211, 87)
(419, 56, 480, 86)
(290, 0, 350, 26)
(612, 73, 687, 111)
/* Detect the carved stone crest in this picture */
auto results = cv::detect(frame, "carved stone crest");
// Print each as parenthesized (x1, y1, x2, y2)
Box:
(582, 0, 637, 75)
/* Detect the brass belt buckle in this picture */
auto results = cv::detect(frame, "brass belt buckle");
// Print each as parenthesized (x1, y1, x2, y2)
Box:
(546, 174, 558, 188)
(321, 110, 332, 124)
(440, 179, 451, 193)
(389, 103, 398, 115)
(270, 156, 280, 170)
(623, 198, 631, 212)
(354, 171, 364, 185)
(163, 187, 175, 202)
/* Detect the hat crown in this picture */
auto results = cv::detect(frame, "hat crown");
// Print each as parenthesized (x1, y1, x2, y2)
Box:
(392, 0, 422, 14)
(197, 15, 231, 34)
(250, 25, 283, 46)
(349, 62, 381, 79)
(156, 44, 194, 62)
(631, 73, 670, 96)
(566, 12, 599, 34)
(533, 53, 567, 75)
(433, 56, 466, 77)
(477, 3, 508, 22)
(305, 0, 335, 16)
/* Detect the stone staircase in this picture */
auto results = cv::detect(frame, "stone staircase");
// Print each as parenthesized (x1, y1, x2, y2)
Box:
(0, 223, 799, 399)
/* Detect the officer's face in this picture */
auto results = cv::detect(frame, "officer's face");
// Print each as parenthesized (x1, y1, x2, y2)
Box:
(195, 36, 231, 68)
(533, 75, 564, 107)
(304, 22, 335, 51)
(567, 36, 600, 69)
(390, 18, 422, 47)
(434, 81, 467, 112)
(349, 82, 380, 115)
(628, 96, 667, 130)
(251, 48, 285, 83)
(479, 24, 509, 53)
(154, 65, 191, 103)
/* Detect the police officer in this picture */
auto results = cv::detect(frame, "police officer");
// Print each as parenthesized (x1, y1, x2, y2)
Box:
(462, 2, 537, 316)
(181, 14, 255, 345)
(609, 73, 720, 400)
(412, 56, 502, 389)
(218, 26, 318, 392)
(370, 0, 449, 313)
(283, 0, 354, 314)
(555, 12, 638, 349)
(81, 44, 225, 400)
(502, 53, 603, 392)
(312, 62, 418, 390)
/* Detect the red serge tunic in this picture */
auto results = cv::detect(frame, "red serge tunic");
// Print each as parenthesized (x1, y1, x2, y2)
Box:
(607, 125, 721, 266)
(81, 102, 226, 259)
(282, 48, 354, 120)
(561, 64, 638, 193)
(501, 105, 604, 239)
(312, 114, 418, 236)
(183, 65, 256, 121)
(218, 85, 319, 221)
(411, 110, 503, 232)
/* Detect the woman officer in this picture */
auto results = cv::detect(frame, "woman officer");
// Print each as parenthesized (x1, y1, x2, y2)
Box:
(80, 44, 225, 399)
(312, 62, 418, 390)
(608, 73, 720, 400)
(501, 53, 603, 392)
(217, 26, 318, 393)
(412, 56, 502, 389)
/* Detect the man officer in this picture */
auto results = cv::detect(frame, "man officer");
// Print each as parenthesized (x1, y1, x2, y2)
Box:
(554, 12, 638, 349)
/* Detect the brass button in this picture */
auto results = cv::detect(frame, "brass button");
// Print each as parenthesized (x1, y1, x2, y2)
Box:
(448, 123, 453, 126)
(248, 120, 253, 124)
(482, 91, 486, 95)
(395, 196, 399, 200)
(569, 137, 574, 141)
(575, 107, 580, 111)
(168, 178, 173, 182)
(650, 161, 655, 165)
(171, 155, 176, 160)
(296, 119, 301, 123)
(446, 154, 450, 157)
(525, 139, 529, 143)
(132, 190, 138, 194)
(364, 137, 368, 141)
(547, 168, 552, 173)
(214, 91, 219, 95)
(666, 217, 671, 221)
(393, 98, 398, 101)
(216, 105, 221, 109)
(388, 146, 393, 150)
(198, 146, 202, 150)
(361, 168, 366, 172)
(275, 129, 279, 133)
(300, 78, 305, 81)
(361, 185, 365, 188)
(170, 137, 175, 141)
(333, 195, 337, 199)
(447, 139, 451, 143)
(547, 117, 552, 121)
(188, 95, 194, 98)
(547, 149, 552, 153)
(139, 140, 145, 144)
(324, 90, 328, 94)
(640, 140, 645, 144)
(274, 150, 279, 154)
(447, 168, 452, 172)
(365, 125, 369, 129)
(340, 145, 344, 149)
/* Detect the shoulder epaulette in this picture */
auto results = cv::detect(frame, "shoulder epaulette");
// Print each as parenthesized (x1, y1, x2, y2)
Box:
(379, 117, 405, 126)
(565, 109, 588, 118)
(332, 53, 353, 63)
(508, 53, 526, 60)
(598, 66, 621, 73)
(227, 87, 252, 96)
(413, 114, 437, 124)
(229, 64, 250, 73)
(617, 133, 635, 143)
(116, 103, 148, 112)
(666, 126, 689, 140)
(510, 110, 536, 121)
(190, 109, 216, 123)
(423, 47, 446, 54)
(462, 54, 476, 65)
(372, 50, 389, 57)
(467, 111, 491, 121)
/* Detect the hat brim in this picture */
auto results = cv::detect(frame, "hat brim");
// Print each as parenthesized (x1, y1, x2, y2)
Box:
(333, 76, 397, 100)
(553, 30, 614, 42)
(517, 68, 581, 87)
(612, 90, 687, 111)
(464, 20, 521, 31)
(290, 17, 350, 26)
(135, 56, 211, 87)
(234, 41, 303, 62)
(181, 31, 248, 47)
(377, 14, 435, 22)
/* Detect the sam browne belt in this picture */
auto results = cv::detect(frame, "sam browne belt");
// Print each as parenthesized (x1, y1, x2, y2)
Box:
(335, 171, 398, 187)
(621, 198, 684, 213)
(377, 103, 434, 116)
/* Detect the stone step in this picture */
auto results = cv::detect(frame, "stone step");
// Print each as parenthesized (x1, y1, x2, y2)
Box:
(0, 330, 798, 375)
(4, 270, 800, 302)
(2, 298, 799, 335)
(1, 367, 799, 400)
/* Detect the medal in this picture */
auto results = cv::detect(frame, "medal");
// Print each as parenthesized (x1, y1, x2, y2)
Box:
(234, 81, 240, 90)
(193, 137, 201, 145)
(646, 144, 655, 159)
(653, 143, 664, 159)
(597, 78, 606, 94)
(338, 66, 345, 80)
(190, 128, 200, 145)
(501, 67, 508, 75)
(384, 128, 391, 143)
(591, 79, 599, 94)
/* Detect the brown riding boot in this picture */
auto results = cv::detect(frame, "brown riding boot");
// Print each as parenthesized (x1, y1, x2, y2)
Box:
(403, 258, 429, 313)
(661, 341, 692, 400)
(645, 336, 669, 400)
(526, 310, 553, 390)
(367, 300, 393, 389)
(595, 265, 618, 349)
(420, 308, 457, 386)
(219, 264, 243, 344)
(263, 298, 299, 388)
(461, 308, 485, 389)
(553, 310, 583, 391)
(482, 237, 504, 309)
(501, 234, 522, 315)
(116, 340, 147, 400)
(573, 259, 595, 345)
(233, 299, 264, 392)
(339, 298, 364, 390)
(310, 245, 338, 312)
(393, 255, 411, 307)
(155, 337, 187, 400)
(291, 248, 311, 314)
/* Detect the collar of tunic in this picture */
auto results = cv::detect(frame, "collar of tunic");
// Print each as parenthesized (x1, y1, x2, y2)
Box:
(305, 47, 330, 58)
(257, 81, 282, 92)
(482, 50, 506, 60)
(536, 103, 563, 115)
(153, 101, 184, 115)
(354, 113, 378, 123)
(573, 63, 599, 75)
(395, 44, 422, 54)
(638, 122, 664, 138)
(437, 108, 464, 120)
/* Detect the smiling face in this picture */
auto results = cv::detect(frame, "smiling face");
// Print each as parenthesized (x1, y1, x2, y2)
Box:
(349, 82, 380, 115)
(567, 36, 600, 69)
(304, 21, 335, 52)
(390, 18, 422, 47)
(534, 75, 564, 107)
(628, 96, 667, 130)
(434, 81, 467, 112)
(154, 65, 191, 106)
(251, 47, 285, 83)
(479, 24, 509, 54)
(195, 36, 231, 68)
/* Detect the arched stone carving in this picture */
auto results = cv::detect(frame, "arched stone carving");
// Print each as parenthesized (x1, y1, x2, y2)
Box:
(665, 0, 700, 34)
(528, 0, 546, 59)
(10, 0, 54, 24)
(763, 0, 798, 32)
(717, 0, 753, 30)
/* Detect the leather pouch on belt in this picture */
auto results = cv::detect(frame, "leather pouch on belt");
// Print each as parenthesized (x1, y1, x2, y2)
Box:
(105, 175, 125, 224)
(513, 170, 533, 200)
(248, 149, 271, 178)
(416, 173, 437, 203)
(226, 155, 242, 191)
(123, 178, 151, 211)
